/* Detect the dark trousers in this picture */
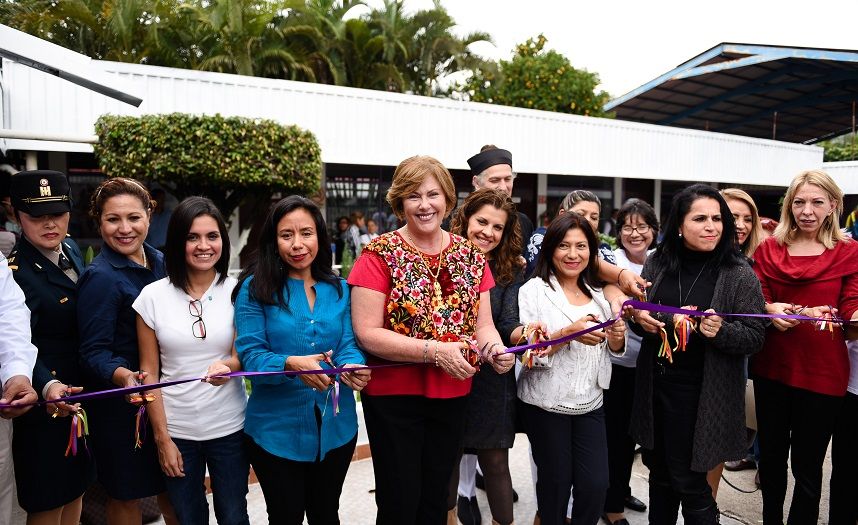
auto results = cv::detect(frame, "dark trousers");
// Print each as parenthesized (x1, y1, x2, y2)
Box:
(362, 394, 468, 525)
(521, 402, 609, 525)
(604, 364, 638, 514)
(828, 391, 858, 525)
(754, 376, 843, 525)
(244, 433, 356, 525)
(642, 372, 715, 525)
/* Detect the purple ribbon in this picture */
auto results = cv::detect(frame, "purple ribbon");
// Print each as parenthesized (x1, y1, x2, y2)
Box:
(3, 300, 851, 409)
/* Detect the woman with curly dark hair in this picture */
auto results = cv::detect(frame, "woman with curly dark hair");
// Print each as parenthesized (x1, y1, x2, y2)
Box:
(447, 188, 539, 525)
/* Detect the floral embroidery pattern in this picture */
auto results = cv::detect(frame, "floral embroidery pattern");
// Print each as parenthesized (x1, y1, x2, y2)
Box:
(365, 232, 486, 340)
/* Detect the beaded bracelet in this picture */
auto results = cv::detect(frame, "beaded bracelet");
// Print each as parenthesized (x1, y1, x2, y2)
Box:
(422, 340, 429, 364)
(433, 341, 440, 367)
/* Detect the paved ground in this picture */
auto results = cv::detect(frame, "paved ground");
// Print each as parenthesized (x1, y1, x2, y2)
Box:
(154, 407, 833, 525)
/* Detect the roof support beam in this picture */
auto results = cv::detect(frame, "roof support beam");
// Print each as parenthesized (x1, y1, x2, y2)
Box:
(661, 70, 858, 125)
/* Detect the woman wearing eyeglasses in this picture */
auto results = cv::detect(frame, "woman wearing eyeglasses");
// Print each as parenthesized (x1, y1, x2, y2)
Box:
(133, 197, 249, 524)
(602, 199, 658, 525)
(233, 196, 369, 523)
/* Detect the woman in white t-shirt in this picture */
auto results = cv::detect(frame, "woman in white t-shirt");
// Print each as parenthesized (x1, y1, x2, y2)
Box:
(603, 198, 658, 525)
(134, 197, 248, 525)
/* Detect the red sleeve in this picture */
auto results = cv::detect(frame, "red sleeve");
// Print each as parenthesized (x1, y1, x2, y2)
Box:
(347, 251, 392, 295)
(479, 260, 495, 293)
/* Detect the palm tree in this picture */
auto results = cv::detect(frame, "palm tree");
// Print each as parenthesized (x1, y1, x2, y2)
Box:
(406, 1, 493, 96)
(366, 0, 410, 91)
(1, 0, 164, 63)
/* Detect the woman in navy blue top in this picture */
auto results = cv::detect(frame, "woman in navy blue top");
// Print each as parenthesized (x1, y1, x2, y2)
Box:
(77, 178, 177, 524)
(234, 196, 370, 524)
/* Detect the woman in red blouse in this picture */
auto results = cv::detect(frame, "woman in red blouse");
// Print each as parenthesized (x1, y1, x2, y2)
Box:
(349, 156, 516, 525)
(752, 169, 858, 525)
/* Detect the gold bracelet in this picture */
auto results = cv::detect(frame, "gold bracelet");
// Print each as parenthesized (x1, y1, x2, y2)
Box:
(422, 340, 429, 364)
(433, 342, 440, 367)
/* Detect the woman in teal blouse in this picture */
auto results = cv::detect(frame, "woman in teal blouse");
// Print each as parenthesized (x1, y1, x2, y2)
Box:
(233, 196, 370, 524)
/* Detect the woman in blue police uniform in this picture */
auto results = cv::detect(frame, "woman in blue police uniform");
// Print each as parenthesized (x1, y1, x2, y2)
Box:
(77, 177, 176, 525)
(8, 170, 96, 524)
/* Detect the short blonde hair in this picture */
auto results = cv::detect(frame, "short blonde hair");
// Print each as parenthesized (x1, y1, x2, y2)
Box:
(386, 156, 457, 220)
(774, 169, 845, 249)
(721, 188, 763, 257)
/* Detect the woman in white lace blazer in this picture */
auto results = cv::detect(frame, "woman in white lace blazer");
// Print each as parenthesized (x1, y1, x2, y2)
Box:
(517, 212, 626, 525)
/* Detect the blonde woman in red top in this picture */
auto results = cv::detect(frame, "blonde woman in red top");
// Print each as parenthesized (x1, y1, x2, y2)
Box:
(349, 156, 515, 525)
(751, 169, 858, 525)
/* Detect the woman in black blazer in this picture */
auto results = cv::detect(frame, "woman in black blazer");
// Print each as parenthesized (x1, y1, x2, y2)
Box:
(8, 170, 96, 523)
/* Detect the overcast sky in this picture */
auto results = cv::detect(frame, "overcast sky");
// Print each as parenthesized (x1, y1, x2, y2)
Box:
(366, 0, 858, 98)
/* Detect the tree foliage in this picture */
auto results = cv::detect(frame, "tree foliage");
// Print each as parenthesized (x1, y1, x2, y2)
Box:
(454, 34, 612, 118)
(93, 113, 321, 217)
(0, 0, 496, 96)
(820, 137, 858, 162)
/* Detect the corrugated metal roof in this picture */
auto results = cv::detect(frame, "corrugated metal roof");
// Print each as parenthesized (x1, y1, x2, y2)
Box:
(1, 57, 822, 187)
(605, 43, 858, 144)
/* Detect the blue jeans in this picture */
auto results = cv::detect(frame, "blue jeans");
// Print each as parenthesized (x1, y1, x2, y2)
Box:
(165, 430, 250, 525)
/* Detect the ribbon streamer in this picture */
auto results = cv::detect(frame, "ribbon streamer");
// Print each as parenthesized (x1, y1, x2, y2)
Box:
(65, 408, 90, 457)
(3, 300, 854, 411)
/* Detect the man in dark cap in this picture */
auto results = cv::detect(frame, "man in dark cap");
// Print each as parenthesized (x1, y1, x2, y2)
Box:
(466, 145, 534, 250)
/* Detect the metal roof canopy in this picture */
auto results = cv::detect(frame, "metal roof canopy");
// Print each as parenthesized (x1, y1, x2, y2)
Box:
(0, 24, 143, 107)
(605, 43, 858, 145)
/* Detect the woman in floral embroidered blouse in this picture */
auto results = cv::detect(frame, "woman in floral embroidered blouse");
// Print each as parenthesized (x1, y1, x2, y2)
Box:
(349, 156, 516, 525)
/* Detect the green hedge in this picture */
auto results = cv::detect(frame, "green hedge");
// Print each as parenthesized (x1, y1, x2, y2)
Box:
(94, 113, 322, 215)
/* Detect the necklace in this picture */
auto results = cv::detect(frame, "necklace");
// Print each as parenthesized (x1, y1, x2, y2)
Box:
(678, 260, 707, 306)
(404, 229, 445, 312)
(140, 248, 148, 269)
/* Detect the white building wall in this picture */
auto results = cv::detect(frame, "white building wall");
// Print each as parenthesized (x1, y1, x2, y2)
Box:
(823, 161, 858, 195)
(2, 58, 822, 187)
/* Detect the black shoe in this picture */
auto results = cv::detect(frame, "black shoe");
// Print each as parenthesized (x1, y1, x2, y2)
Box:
(475, 471, 485, 490)
(601, 514, 630, 525)
(624, 495, 647, 512)
(513, 488, 519, 503)
(724, 458, 757, 471)
(457, 495, 482, 525)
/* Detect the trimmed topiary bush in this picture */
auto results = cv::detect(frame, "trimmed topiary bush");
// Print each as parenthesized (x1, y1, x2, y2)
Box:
(94, 113, 322, 218)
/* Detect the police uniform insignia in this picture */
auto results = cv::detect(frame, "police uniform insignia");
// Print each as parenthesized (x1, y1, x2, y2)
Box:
(59, 297, 69, 304)
(34, 262, 42, 270)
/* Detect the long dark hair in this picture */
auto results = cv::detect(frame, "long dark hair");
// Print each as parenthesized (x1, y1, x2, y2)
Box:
(533, 212, 602, 297)
(164, 197, 230, 293)
(449, 188, 523, 286)
(653, 184, 744, 274)
(234, 196, 341, 307)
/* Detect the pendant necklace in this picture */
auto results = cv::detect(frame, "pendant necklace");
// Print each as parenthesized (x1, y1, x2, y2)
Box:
(405, 229, 445, 312)
(678, 260, 707, 306)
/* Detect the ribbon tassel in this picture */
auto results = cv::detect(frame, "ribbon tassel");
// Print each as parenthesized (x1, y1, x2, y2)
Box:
(129, 392, 155, 450)
(64, 408, 90, 457)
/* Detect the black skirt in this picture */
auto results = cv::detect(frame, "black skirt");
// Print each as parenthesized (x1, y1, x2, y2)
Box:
(461, 366, 517, 449)
(13, 407, 97, 512)
(86, 396, 165, 501)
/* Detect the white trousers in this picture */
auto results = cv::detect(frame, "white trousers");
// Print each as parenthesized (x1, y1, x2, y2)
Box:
(0, 418, 25, 525)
